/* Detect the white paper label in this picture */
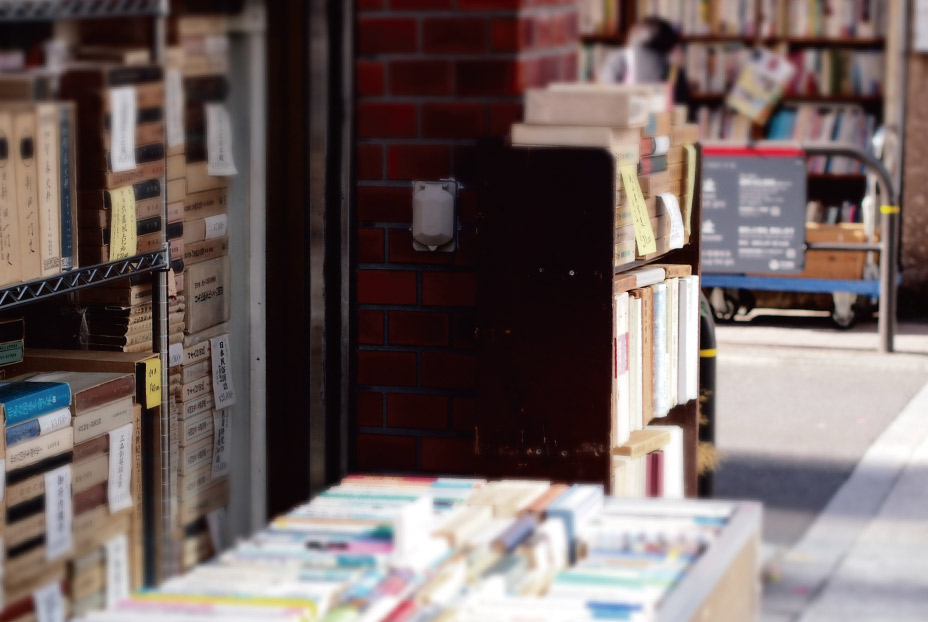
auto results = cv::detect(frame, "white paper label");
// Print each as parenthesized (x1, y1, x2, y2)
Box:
(109, 86, 137, 173)
(206, 507, 227, 554)
(659, 193, 685, 250)
(43, 465, 72, 561)
(33, 581, 65, 622)
(205, 103, 237, 176)
(105, 534, 131, 609)
(169, 342, 184, 368)
(211, 409, 230, 479)
(652, 135, 671, 155)
(203, 214, 228, 240)
(210, 334, 237, 409)
(37, 407, 71, 436)
(108, 423, 134, 513)
(166, 68, 185, 149)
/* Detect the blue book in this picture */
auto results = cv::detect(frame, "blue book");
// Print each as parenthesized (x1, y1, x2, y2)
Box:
(0, 382, 72, 428)
(58, 106, 74, 271)
(652, 283, 668, 417)
(5, 406, 71, 447)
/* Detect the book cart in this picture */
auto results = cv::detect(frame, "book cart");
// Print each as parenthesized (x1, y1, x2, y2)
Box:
(700, 140, 901, 353)
(473, 142, 704, 496)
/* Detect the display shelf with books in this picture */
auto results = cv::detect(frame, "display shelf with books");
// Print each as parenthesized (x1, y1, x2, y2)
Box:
(0, 0, 167, 21)
(475, 84, 703, 498)
(0, 250, 168, 311)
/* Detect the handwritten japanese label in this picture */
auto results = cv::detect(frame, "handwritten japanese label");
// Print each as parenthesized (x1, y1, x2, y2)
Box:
(109, 87, 137, 173)
(619, 164, 657, 255)
(108, 423, 134, 513)
(209, 334, 237, 409)
(43, 465, 72, 560)
(206, 103, 237, 176)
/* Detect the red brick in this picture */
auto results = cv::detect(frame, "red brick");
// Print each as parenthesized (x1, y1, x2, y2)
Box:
(357, 392, 384, 427)
(387, 145, 451, 181)
(453, 230, 477, 267)
(452, 397, 476, 432)
(357, 186, 412, 223)
(386, 393, 448, 430)
(453, 145, 478, 183)
(490, 17, 522, 52)
(455, 59, 521, 97)
(357, 434, 417, 471)
(391, 0, 452, 9)
(421, 272, 477, 307)
(489, 102, 523, 136)
(389, 311, 450, 346)
(452, 311, 476, 349)
(358, 351, 418, 387)
(357, 61, 385, 97)
(358, 102, 418, 139)
(458, 189, 479, 225)
(358, 227, 385, 263)
(358, 309, 385, 345)
(422, 103, 486, 139)
(358, 0, 384, 9)
(388, 228, 453, 265)
(420, 437, 476, 473)
(389, 60, 453, 96)
(357, 144, 383, 180)
(358, 18, 418, 55)
(458, 0, 522, 9)
(421, 352, 477, 389)
(423, 18, 489, 54)
(357, 270, 417, 304)
(561, 51, 578, 81)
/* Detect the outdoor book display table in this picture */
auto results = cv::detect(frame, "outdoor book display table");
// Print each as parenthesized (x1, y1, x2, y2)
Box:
(72, 477, 763, 622)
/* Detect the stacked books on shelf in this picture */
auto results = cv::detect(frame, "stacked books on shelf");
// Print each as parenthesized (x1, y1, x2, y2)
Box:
(511, 83, 698, 268)
(0, 93, 78, 284)
(169, 13, 236, 571)
(685, 42, 750, 96)
(694, 106, 753, 141)
(638, 0, 758, 36)
(72, 476, 751, 622)
(1, 370, 146, 619)
(760, 0, 886, 38)
(766, 104, 875, 174)
(786, 48, 883, 97)
(612, 264, 699, 498)
(0, 318, 25, 368)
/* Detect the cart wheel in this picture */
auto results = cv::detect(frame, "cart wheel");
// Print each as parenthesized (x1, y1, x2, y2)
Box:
(709, 288, 739, 323)
(831, 292, 857, 330)
(738, 289, 756, 316)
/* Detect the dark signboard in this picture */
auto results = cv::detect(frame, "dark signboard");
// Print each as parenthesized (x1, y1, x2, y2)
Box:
(701, 146, 808, 274)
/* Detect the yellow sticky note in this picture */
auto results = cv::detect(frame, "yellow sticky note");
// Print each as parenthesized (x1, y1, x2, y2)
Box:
(108, 185, 137, 261)
(684, 145, 697, 236)
(143, 356, 161, 409)
(619, 164, 657, 256)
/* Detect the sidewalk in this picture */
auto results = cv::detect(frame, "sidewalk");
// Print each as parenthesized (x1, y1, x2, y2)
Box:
(711, 318, 928, 621)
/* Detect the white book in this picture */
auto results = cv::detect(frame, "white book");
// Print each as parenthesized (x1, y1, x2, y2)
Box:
(667, 279, 679, 408)
(613, 293, 630, 448)
(628, 297, 644, 432)
(684, 276, 700, 401)
(629, 266, 666, 289)
(649, 425, 684, 499)
(651, 283, 669, 418)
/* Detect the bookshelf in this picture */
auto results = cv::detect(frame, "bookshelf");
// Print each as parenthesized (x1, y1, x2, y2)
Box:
(0, 0, 167, 20)
(473, 142, 703, 497)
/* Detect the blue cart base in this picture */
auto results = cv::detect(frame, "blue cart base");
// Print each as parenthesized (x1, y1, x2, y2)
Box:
(701, 274, 882, 297)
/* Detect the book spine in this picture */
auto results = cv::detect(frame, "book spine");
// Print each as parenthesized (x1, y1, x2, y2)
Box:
(2, 384, 73, 428)
(5, 407, 71, 447)
(35, 103, 62, 276)
(59, 106, 74, 271)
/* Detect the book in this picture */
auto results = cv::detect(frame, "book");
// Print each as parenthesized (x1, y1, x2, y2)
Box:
(612, 292, 630, 449)
(35, 103, 62, 276)
(0, 381, 72, 428)
(628, 296, 643, 434)
(524, 89, 648, 128)
(12, 106, 41, 281)
(186, 161, 230, 194)
(184, 236, 229, 265)
(6, 425, 73, 471)
(183, 214, 227, 244)
(185, 255, 231, 334)
(5, 406, 71, 447)
(651, 282, 669, 418)
(510, 124, 641, 152)
(184, 188, 227, 221)
(638, 154, 667, 176)
(0, 108, 23, 286)
(640, 135, 670, 157)
(57, 102, 78, 271)
(72, 396, 134, 445)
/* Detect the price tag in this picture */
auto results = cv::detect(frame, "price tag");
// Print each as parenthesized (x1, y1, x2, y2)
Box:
(33, 581, 65, 622)
(205, 103, 237, 176)
(684, 145, 697, 235)
(108, 185, 137, 261)
(105, 534, 130, 609)
(166, 68, 185, 149)
(108, 424, 134, 513)
(211, 409, 230, 479)
(659, 193, 685, 250)
(619, 164, 656, 255)
(43, 465, 72, 561)
(108, 87, 137, 173)
(169, 343, 184, 368)
(652, 136, 671, 156)
(203, 214, 228, 240)
(143, 357, 161, 409)
(206, 507, 228, 554)
(210, 334, 237, 409)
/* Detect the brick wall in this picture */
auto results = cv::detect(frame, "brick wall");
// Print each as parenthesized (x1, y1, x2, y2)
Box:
(354, 0, 579, 474)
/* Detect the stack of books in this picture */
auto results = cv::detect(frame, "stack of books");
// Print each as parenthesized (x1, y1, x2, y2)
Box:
(764, 0, 885, 38)
(638, 0, 758, 36)
(1, 380, 74, 618)
(0, 318, 25, 369)
(170, 13, 236, 570)
(765, 104, 876, 174)
(512, 83, 697, 267)
(0, 93, 78, 283)
(19, 371, 140, 619)
(577, 0, 622, 37)
(71, 476, 744, 622)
